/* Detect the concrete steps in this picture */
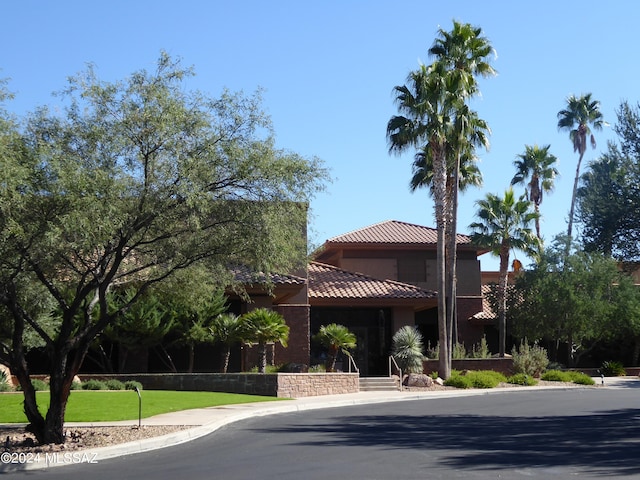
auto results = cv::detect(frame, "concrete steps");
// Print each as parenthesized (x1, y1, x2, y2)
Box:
(359, 376, 399, 392)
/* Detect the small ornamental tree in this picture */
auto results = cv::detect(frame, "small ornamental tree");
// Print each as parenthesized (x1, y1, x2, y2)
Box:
(313, 323, 357, 372)
(0, 55, 327, 444)
(241, 308, 289, 373)
(210, 313, 246, 373)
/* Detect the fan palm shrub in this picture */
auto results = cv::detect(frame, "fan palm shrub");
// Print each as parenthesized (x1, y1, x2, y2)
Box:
(313, 324, 357, 372)
(241, 308, 289, 373)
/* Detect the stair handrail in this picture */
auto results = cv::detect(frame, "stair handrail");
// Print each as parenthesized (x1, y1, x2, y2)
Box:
(389, 355, 403, 391)
(345, 352, 359, 374)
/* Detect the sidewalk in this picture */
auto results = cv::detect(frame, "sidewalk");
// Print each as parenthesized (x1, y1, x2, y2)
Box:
(3, 376, 638, 471)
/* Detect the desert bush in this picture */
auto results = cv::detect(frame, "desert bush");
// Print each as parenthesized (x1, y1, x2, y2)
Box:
(124, 380, 143, 391)
(105, 379, 125, 390)
(82, 379, 108, 390)
(70, 381, 83, 390)
(541, 369, 571, 382)
(600, 360, 626, 377)
(444, 372, 472, 389)
(469, 336, 491, 359)
(511, 341, 549, 377)
(452, 343, 467, 360)
(391, 326, 425, 374)
(465, 370, 506, 388)
(506, 373, 538, 386)
(567, 371, 595, 385)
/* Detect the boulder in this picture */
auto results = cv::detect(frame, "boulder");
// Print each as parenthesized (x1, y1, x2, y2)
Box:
(405, 373, 434, 388)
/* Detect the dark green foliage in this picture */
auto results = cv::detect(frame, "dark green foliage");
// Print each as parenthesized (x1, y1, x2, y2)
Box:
(601, 360, 626, 376)
(541, 369, 571, 382)
(124, 380, 143, 391)
(444, 370, 505, 389)
(541, 369, 595, 385)
(82, 379, 108, 390)
(105, 379, 125, 390)
(313, 323, 356, 373)
(241, 308, 289, 374)
(506, 373, 538, 386)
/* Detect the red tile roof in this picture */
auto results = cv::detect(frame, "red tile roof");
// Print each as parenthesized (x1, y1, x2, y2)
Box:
(308, 261, 436, 300)
(326, 220, 472, 246)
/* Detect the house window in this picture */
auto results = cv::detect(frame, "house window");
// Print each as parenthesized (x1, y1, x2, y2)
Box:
(397, 258, 426, 283)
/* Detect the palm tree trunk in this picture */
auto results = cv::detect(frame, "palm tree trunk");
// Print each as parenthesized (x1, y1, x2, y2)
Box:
(567, 150, 585, 241)
(221, 345, 231, 373)
(498, 242, 510, 357)
(433, 146, 450, 379)
(446, 156, 461, 350)
(258, 342, 267, 373)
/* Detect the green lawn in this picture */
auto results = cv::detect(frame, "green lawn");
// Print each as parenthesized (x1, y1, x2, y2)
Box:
(0, 391, 284, 423)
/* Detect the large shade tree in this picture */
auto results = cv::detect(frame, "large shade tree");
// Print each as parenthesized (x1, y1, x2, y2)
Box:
(557, 93, 606, 240)
(0, 54, 328, 444)
(469, 188, 540, 357)
(386, 21, 495, 379)
(511, 144, 558, 239)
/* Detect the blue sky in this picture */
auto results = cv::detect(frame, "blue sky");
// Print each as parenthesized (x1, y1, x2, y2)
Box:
(1, 1, 637, 270)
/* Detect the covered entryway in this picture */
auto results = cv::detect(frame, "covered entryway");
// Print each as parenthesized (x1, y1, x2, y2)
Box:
(308, 262, 437, 376)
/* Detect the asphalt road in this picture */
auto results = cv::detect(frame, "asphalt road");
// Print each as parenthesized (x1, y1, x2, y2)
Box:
(7, 386, 640, 479)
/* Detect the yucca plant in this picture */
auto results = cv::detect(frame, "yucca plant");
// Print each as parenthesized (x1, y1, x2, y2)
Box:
(391, 326, 425, 374)
(313, 324, 356, 372)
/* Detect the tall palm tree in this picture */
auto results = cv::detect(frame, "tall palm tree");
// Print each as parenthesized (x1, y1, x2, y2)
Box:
(313, 323, 357, 372)
(469, 188, 541, 357)
(387, 21, 495, 379)
(557, 93, 606, 240)
(511, 144, 559, 239)
(241, 308, 289, 373)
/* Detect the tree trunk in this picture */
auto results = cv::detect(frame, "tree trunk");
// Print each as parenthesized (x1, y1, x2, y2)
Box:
(221, 345, 231, 373)
(567, 150, 585, 242)
(257, 342, 267, 373)
(498, 243, 510, 357)
(433, 145, 450, 379)
(326, 346, 338, 372)
(187, 344, 195, 373)
(446, 156, 461, 351)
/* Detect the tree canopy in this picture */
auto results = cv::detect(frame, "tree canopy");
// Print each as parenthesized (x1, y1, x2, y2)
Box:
(0, 53, 328, 444)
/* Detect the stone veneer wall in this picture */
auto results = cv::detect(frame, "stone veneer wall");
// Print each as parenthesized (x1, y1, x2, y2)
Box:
(78, 373, 359, 398)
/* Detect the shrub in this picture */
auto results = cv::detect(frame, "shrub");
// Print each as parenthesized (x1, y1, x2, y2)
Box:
(469, 336, 491, 359)
(600, 360, 626, 377)
(541, 369, 572, 382)
(511, 341, 549, 377)
(444, 370, 505, 389)
(391, 326, 425, 374)
(0, 371, 13, 392)
(70, 381, 83, 390)
(124, 380, 143, 391)
(465, 370, 506, 388)
(425, 341, 439, 360)
(452, 343, 467, 360)
(506, 373, 538, 386)
(308, 364, 326, 373)
(444, 373, 472, 389)
(105, 379, 125, 390)
(567, 371, 595, 385)
(31, 379, 49, 391)
(82, 379, 108, 390)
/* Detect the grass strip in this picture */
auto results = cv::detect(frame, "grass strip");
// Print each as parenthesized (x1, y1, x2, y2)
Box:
(0, 390, 284, 423)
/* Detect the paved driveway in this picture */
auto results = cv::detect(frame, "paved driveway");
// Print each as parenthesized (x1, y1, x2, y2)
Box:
(8, 384, 640, 480)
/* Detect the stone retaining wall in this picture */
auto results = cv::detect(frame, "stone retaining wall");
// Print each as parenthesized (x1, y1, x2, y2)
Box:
(78, 373, 359, 398)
